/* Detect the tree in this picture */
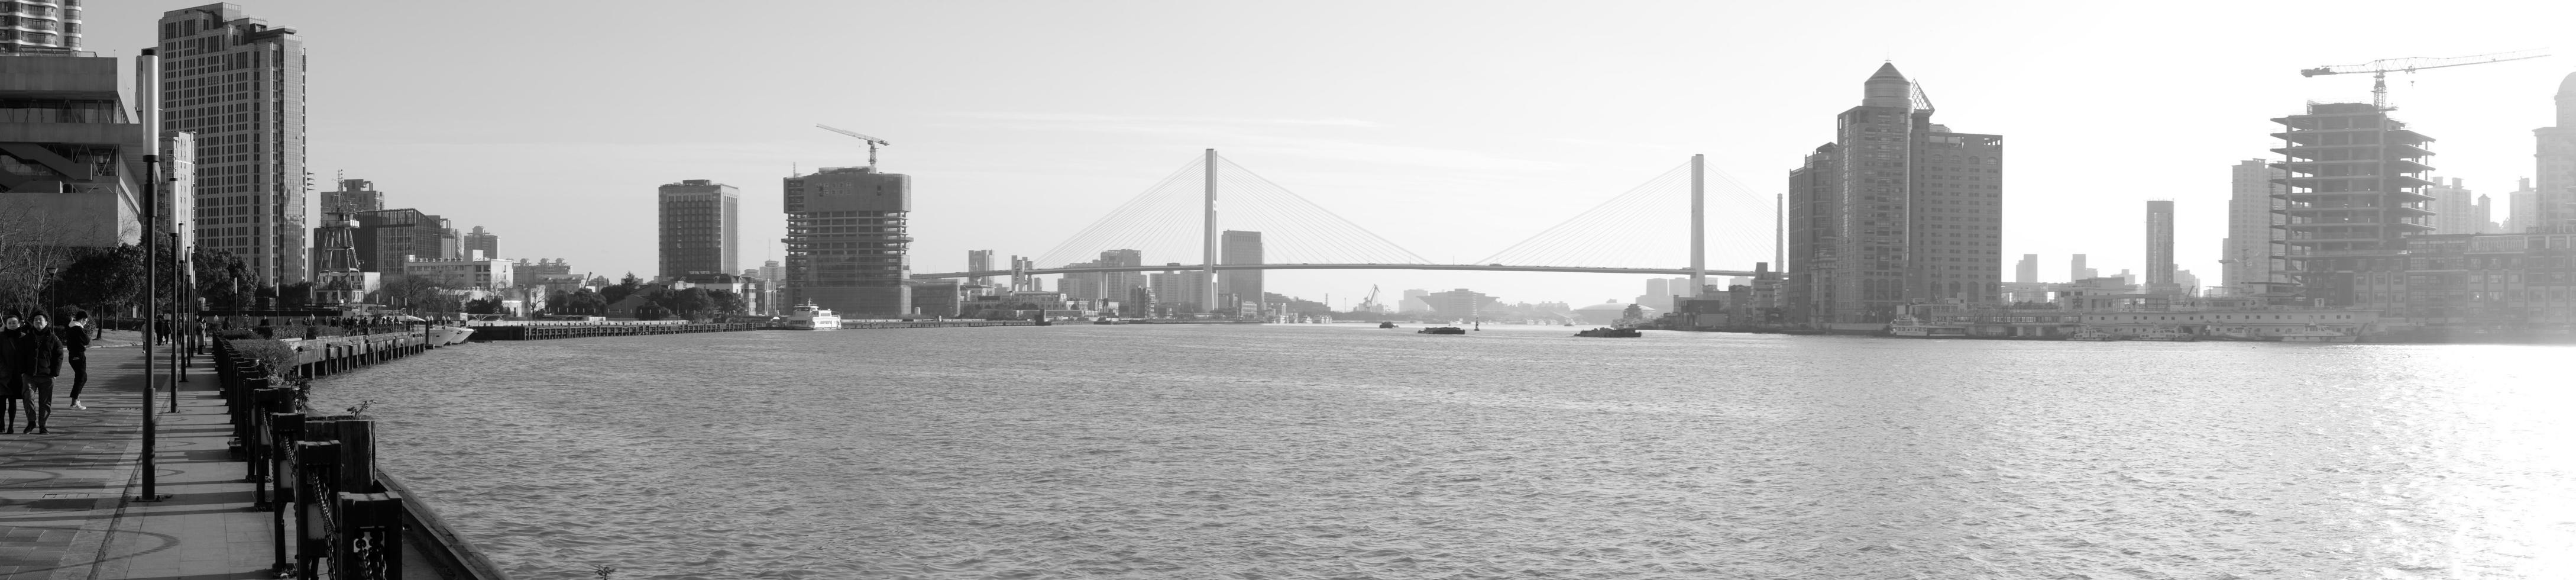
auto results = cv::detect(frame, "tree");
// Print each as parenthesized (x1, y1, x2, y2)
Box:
(706, 289, 744, 317)
(193, 249, 251, 314)
(655, 287, 714, 320)
(600, 272, 645, 306)
(546, 288, 607, 315)
(464, 297, 504, 315)
(50, 244, 146, 319)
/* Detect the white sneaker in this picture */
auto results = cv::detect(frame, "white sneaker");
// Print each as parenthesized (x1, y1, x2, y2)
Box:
(69, 399, 86, 410)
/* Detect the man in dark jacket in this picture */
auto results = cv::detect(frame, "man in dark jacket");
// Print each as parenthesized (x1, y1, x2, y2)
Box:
(60, 310, 92, 410)
(1, 312, 21, 433)
(5, 313, 68, 433)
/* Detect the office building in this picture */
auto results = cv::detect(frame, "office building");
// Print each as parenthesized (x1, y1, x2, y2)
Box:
(1220, 230, 1263, 312)
(0, 50, 142, 249)
(2146, 200, 2174, 292)
(1, 1, 80, 52)
(159, 4, 308, 285)
(2222, 159, 2287, 294)
(2535, 72, 2576, 231)
(1784, 63, 2004, 326)
(2273, 102, 2435, 307)
(2015, 254, 2037, 283)
(321, 178, 383, 214)
(352, 209, 452, 273)
(462, 225, 498, 259)
(658, 179, 738, 279)
(782, 166, 910, 317)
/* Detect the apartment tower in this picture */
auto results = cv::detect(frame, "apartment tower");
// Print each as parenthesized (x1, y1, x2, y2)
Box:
(2503, 178, 2538, 233)
(2145, 200, 2174, 292)
(658, 179, 739, 280)
(2221, 159, 2287, 294)
(2536, 73, 2576, 231)
(2271, 102, 2435, 306)
(462, 225, 499, 259)
(1784, 63, 2005, 326)
(1, 1, 80, 52)
(782, 166, 911, 317)
(158, 4, 308, 285)
(1220, 230, 1263, 311)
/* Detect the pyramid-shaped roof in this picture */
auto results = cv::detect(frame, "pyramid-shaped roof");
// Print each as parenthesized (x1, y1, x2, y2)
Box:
(1869, 62, 1907, 83)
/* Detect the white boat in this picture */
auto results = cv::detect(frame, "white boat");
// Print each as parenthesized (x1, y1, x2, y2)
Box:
(2275, 324, 2355, 343)
(1889, 315, 1968, 338)
(428, 326, 474, 346)
(2135, 327, 2198, 342)
(784, 301, 841, 330)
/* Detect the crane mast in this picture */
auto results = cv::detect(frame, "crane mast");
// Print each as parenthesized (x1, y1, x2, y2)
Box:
(2299, 49, 2548, 110)
(814, 124, 892, 169)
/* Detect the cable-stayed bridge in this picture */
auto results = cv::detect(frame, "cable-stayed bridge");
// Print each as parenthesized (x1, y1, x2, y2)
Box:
(911, 149, 1781, 308)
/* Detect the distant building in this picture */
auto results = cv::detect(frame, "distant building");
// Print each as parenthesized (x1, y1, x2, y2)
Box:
(1220, 231, 1263, 312)
(1147, 263, 1211, 314)
(1398, 289, 1432, 313)
(2222, 159, 2287, 294)
(2504, 178, 2539, 233)
(353, 209, 454, 273)
(2015, 254, 2037, 283)
(1, 1, 80, 51)
(1425, 288, 1491, 321)
(1571, 301, 1651, 326)
(2069, 254, 2098, 282)
(402, 250, 513, 289)
(1783, 63, 2004, 327)
(512, 258, 578, 288)
(2146, 200, 2175, 293)
(321, 178, 385, 215)
(658, 179, 739, 281)
(967, 250, 995, 287)
(909, 279, 962, 318)
(163, 131, 195, 249)
(2426, 178, 2485, 234)
(2274, 102, 2435, 307)
(783, 166, 911, 317)
(462, 225, 499, 260)
(161, 4, 308, 285)
(2534, 72, 2576, 230)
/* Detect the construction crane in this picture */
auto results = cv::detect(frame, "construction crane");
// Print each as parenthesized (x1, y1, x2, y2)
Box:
(1357, 285, 1381, 314)
(2300, 49, 2548, 110)
(814, 124, 891, 169)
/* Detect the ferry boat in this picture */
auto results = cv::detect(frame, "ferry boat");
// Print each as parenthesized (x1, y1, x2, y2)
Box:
(2067, 327, 2120, 341)
(2134, 327, 2198, 342)
(1575, 327, 1642, 338)
(784, 302, 841, 330)
(2275, 324, 2356, 343)
(1889, 316, 1968, 338)
(1418, 326, 1467, 335)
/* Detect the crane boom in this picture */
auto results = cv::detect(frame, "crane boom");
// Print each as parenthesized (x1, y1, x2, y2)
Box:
(814, 124, 891, 169)
(2297, 49, 2548, 110)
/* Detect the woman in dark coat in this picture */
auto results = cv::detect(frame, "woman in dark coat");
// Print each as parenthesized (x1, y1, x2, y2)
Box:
(60, 310, 90, 410)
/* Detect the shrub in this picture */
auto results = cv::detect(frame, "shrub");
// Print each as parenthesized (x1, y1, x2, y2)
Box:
(231, 339, 301, 379)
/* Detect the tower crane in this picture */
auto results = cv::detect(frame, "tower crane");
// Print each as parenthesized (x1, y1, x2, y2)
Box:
(1357, 285, 1381, 314)
(2299, 49, 2548, 110)
(814, 124, 891, 169)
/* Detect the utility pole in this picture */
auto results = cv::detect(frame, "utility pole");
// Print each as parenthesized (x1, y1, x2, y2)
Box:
(1203, 149, 1219, 315)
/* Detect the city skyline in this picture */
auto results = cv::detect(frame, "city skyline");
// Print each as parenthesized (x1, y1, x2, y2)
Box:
(62, 1, 2576, 305)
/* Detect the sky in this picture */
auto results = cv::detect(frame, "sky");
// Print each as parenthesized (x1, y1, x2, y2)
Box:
(79, 1, 2576, 308)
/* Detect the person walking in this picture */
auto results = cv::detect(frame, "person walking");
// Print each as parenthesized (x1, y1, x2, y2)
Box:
(59, 310, 90, 410)
(5, 314, 67, 434)
(1, 312, 21, 434)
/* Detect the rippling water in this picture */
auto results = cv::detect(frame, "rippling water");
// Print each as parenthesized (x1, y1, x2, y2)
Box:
(305, 324, 2576, 579)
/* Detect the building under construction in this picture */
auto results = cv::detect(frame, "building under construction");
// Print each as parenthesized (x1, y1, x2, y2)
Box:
(781, 166, 912, 318)
(2270, 102, 2435, 307)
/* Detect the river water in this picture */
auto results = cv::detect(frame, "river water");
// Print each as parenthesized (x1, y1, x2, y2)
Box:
(306, 324, 2576, 579)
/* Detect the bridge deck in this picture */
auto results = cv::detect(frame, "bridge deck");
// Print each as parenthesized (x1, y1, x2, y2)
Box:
(911, 263, 1766, 279)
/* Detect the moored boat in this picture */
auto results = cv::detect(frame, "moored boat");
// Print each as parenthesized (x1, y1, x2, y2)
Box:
(1418, 327, 1466, 335)
(1575, 327, 1642, 337)
(428, 326, 474, 346)
(784, 301, 841, 330)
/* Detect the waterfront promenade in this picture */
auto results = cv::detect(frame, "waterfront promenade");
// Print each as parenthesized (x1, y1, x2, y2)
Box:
(0, 344, 273, 580)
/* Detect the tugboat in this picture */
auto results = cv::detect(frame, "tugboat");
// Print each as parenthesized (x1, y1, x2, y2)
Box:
(2066, 327, 2119, 341)
(784, 301, 841, 330)
(1418, 326, 1467, 334)
(1574, 327, 1642, 337)
(1378, 321, 1397, 328)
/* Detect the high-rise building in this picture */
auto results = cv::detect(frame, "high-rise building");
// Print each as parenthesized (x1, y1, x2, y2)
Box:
(2273, 102, 2435, 307)
(2425, 178, 2481, 234)
(967, 250, 994, 287)
(321, 178, 384, 215)
(2145, 200, 2174, 292)
(2015, 254, 2037, 283)
(2222, 159, 2287, 294)
(1398, 289, 1432, 313)
(2504, 178, 2539, 233)
(1784, 63, 2003, 326)
(159, 4, 308, 286)
(164, 131, 196, 249)
(1099, 249, 1145, 304)
(782, 166, 910, 317)
(760, 260, 782, 285)
(352, 209, 451, 273)
(1148, 263, 1211, 314)
(2069, 254, 2098, 282)
(2534, 72, 2576, 231)
(0, 51, 141, 249)
(463, 225, 499, 259)
(1, 1, 80, 52)
(1220, 230, 1263, 312)
(1642, 278, 1670, 310)
(658, 179, 738, 280)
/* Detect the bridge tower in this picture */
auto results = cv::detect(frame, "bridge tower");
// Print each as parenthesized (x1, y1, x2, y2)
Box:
(1203, 149, 1220, 312)
(1691, 153, 1706, 295)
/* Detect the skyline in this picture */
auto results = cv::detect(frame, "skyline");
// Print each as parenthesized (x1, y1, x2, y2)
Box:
(70, 1, 2576, 305)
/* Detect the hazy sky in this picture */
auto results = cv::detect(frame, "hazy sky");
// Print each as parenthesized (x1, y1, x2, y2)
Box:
(83, 1, 2576, 307)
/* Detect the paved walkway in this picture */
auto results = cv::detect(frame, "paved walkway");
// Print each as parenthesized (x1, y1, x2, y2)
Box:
(1, 345, 276, 580)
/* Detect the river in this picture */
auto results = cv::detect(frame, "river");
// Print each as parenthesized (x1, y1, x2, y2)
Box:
(305, 324, 2576, 579)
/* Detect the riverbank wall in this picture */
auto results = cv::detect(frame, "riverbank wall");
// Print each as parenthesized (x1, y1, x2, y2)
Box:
(469, 319, 1037, 340)
(211, 337, 512, 580)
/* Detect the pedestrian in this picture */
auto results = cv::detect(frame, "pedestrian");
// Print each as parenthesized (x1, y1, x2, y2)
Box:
(59, 310, 90, 410)
(0, 312, 21, 434)
(154, 314, 171, 342)
(255, 318, 276, 340)
(6, 314, 66, 434)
